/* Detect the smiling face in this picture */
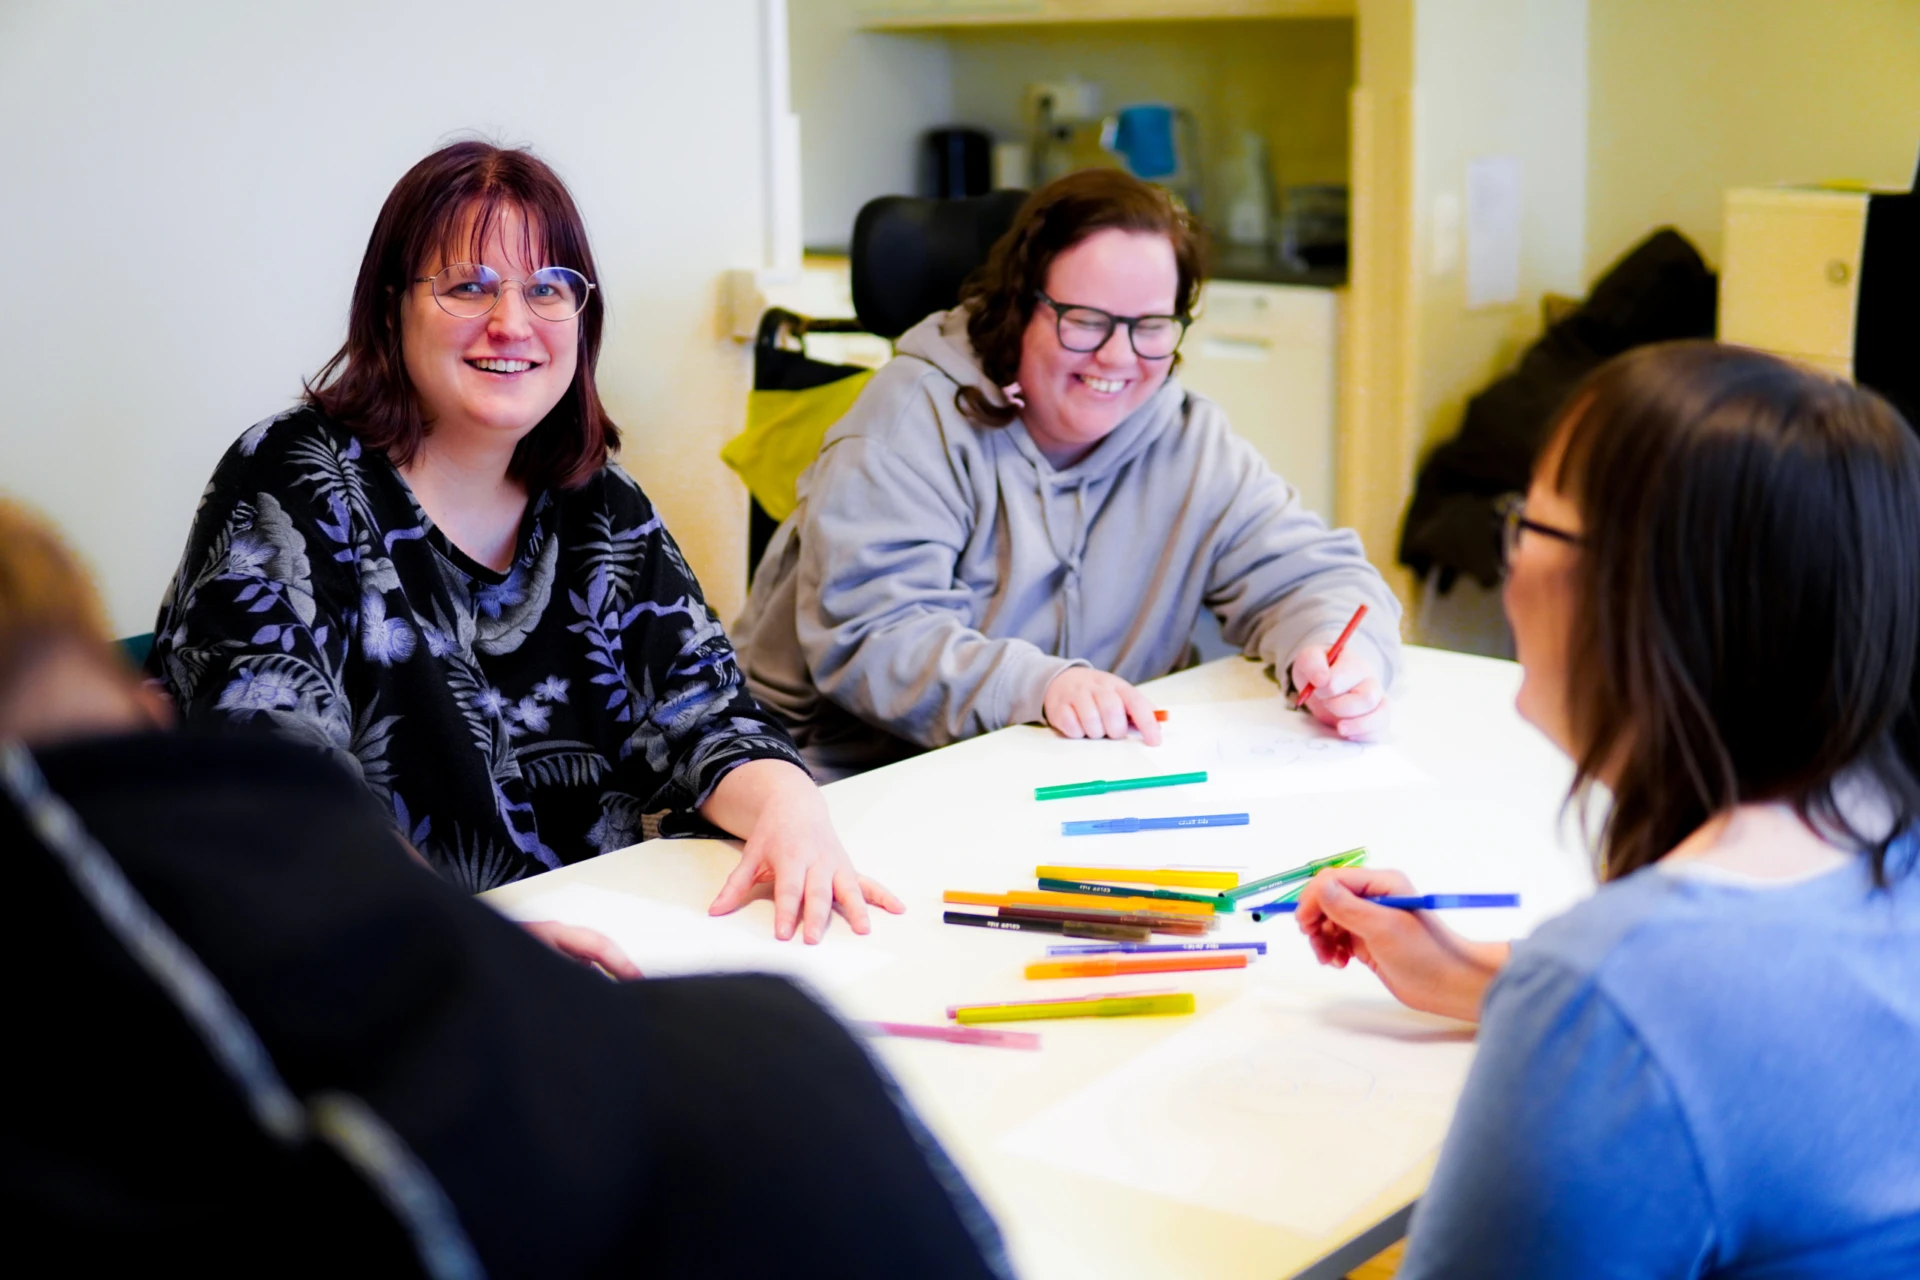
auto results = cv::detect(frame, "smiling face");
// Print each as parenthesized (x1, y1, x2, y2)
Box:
(1015, 228, 1179, 467)
(400, 204, 579, 457)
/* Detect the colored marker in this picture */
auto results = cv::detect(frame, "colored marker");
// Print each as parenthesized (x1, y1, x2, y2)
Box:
(1026, 953, 1248, 980)
(856, 1021, 1042, 1050)
(946, 890, 1214, 918)
(1251, 892, 1521, 920)
(1035, 866, 1239, 890)
(1062, 812, 1249, 836)
(946, 987, 1177, 1019)
(1223, 848, 1368, 902)
(1035, 770, 1208, 802)
(953, 993, 1197, 1024)
(1037, 879, 1231, 910)
(1001, 906, 1212, 937)
(1046, 940, 1267, 956)
(1293, 603, 1369, 708)
(1154, 709, 1169, 722)
(944, 911, 1151, 942)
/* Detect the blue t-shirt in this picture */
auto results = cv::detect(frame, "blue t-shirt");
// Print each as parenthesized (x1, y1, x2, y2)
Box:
(1399, 853, 1920, 1278)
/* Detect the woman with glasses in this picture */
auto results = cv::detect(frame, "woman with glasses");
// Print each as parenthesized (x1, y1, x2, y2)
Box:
(736, 169, 1401, 778)
(151, 142, 901, 948)
(1295, 343, 1920, 1276)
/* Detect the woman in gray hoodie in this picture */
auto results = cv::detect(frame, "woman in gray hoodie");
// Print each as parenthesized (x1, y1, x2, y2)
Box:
(736, 170, 1403, 780)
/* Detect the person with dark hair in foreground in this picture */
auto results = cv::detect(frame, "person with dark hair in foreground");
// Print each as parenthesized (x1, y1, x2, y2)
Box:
(2, 499, 1008, 1278)
(149, 141, 899, 946)
(1296, 343, 1920, 1277)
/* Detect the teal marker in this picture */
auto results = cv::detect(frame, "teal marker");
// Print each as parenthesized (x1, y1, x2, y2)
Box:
(1034, 770, 1208, 801)
(1037, 878, 1236, 912)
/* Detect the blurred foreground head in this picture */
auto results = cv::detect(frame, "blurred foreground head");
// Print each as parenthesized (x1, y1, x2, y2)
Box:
(0, 500, 162, 742)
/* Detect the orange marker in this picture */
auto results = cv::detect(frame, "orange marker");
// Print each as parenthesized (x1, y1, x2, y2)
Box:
(1294, 603, 1369, 708)
(1154, 709, 1169, 722)
(1025, 953, 1249, 980)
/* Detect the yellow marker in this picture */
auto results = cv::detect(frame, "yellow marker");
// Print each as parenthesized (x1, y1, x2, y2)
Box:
(953, 993, 1197, 1024)
(1035, 866, 1239, 891)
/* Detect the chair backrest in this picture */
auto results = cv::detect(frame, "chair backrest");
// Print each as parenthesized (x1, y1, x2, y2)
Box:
(850, 190, 1028, 340)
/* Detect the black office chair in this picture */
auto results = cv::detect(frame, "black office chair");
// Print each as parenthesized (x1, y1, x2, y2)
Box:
(735, 189, 1029, 581)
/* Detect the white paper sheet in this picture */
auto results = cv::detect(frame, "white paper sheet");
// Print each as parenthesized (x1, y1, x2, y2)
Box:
(1159, 699, 1431, 797)
(493, 882, 894, 989)
(999, 989, 1475, 1234)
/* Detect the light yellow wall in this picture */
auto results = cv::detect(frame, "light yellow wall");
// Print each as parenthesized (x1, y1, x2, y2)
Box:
(942, 19, 1355, 213)
(1587, 0, 1920, 276)
(1410, 0, 1590, 450)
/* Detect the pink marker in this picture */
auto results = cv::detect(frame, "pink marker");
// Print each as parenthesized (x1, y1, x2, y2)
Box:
(857, 1020, 1041, 1050)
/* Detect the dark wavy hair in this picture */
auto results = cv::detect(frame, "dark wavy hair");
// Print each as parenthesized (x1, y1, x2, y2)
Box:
(954, 168, 1208, 428)
(305, 141, 618, 490)
(1545, 341, 1920, 884)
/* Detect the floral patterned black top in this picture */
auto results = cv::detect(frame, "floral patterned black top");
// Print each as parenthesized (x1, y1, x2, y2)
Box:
(150, 407, 806, 891)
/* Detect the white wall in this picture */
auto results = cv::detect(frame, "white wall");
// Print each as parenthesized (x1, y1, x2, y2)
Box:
(0, 0, 774, 635)
(790, 0, 953, 248)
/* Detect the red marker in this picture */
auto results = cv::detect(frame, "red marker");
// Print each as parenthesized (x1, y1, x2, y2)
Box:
(1153, 709, 1169, 722)
(1294, 603, 1369, 708)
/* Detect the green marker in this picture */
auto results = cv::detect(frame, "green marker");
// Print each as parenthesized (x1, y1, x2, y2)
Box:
(1034, 770, 1208, 801)
(1037, 878, 1236, 912)
(1223, 847, 1367, 902)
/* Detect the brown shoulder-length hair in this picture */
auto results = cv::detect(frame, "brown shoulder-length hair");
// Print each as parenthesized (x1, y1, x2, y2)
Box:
(955, 168, 1209, 428)
(1545, 341, 1920, 884)
(305, 141, 618, 490)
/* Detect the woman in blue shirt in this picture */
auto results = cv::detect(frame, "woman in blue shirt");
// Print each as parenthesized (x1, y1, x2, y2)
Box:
(1296, 342, 1920, 1277)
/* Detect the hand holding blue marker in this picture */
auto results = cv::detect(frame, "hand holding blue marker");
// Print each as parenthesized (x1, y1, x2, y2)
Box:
(1251, 892, 1519, 921)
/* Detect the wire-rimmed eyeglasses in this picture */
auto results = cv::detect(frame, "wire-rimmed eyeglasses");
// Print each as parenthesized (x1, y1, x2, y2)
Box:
(1496, 492, 1583, 571)
(1035, 290, 1188, 360)
(414, 262, 595, 321)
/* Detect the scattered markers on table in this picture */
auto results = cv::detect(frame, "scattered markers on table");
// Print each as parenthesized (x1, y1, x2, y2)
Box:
(943, 911, 1151, 942)
(1034, 770, 1208, 802)
(857, 1021, 1042, 1050)
(947, 890, 1213, 918)
(952, 993, 1197, 1025)
(1062, 812, 1250, 837)
(1026, 953, 1249, 980)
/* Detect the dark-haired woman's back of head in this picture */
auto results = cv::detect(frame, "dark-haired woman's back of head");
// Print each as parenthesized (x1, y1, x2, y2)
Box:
(1546, 340, 1920, 881)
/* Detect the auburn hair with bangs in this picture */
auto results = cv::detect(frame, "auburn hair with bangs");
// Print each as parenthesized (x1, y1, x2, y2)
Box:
(955, 168, 1209, 428)
(306, 141, 618, 491)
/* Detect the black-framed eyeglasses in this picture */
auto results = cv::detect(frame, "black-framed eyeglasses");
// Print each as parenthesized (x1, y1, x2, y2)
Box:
(1035, 290, 1188, 360)
(1496, 493, 1583, 570)
(414, 262, 595, 321)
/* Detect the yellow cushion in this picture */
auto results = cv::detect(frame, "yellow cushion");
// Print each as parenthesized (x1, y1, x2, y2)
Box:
(721, 371, 876, 522)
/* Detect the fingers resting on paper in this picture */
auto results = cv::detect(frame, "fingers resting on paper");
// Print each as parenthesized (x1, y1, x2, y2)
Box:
(1043, 667, 1163, 745)
(520, 920, 644, 980)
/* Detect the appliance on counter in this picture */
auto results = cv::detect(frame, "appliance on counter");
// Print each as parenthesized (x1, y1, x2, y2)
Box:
(1220, 131, 1276, 249)
(1278, 184, 1349, 271)
(1102, 103, 1201, 214)
(920, 128, 993, 199)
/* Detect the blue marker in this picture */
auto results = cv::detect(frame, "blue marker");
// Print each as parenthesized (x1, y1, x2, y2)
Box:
(1250, 892, 1520, 922)
(1062, 812, 1250, 836)
(1045, 940, 1269, 957)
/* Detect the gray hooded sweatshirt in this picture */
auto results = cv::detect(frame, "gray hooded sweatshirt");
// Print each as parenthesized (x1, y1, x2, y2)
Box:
(734, 307, 1403, 779)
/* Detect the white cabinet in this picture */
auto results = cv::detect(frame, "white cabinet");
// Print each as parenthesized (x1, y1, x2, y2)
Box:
(1719, 186, 1870, 378)
(1178, 281, 1340, 520)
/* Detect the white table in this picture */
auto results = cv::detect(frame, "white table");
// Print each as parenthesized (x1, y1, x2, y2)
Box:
(484, 647, 1591, 1279)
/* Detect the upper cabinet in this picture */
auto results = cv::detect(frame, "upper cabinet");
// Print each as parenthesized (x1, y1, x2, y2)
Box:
(856, 0, 1353, 30)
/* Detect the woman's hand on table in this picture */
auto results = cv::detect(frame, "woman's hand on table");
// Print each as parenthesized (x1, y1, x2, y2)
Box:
(521, 920, 644, 980)
(701, 759, 905, 944)
(1043, 667, 1163, 745)
(1289, 642, 1391, 740)
(1293, 867, 1509, 1023)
